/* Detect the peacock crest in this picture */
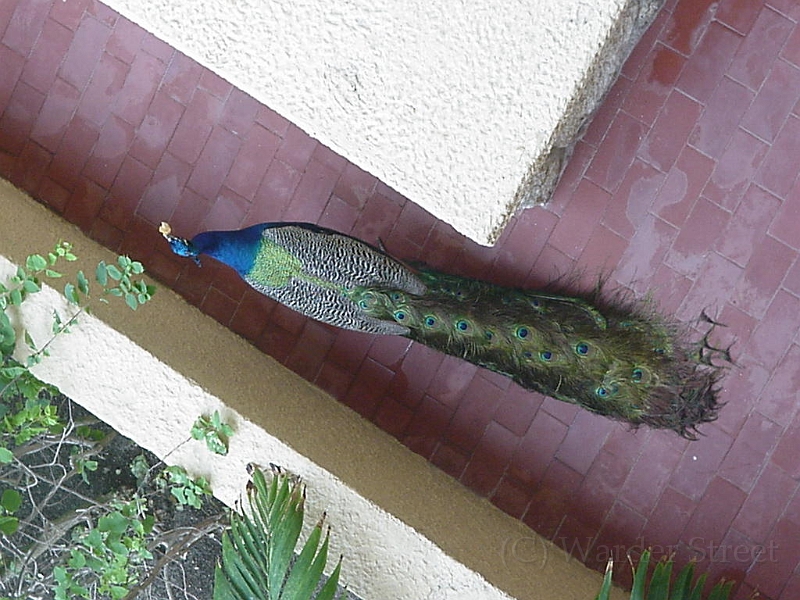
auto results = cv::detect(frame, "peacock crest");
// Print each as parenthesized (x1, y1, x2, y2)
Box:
(161, 221, 729, 439)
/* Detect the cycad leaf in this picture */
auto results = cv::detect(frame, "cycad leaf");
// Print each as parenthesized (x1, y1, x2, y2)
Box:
(671, 560, 696, 600)
(707, 581, 734, 600)
(594, 560, 614, 600)
(630, 550, 650, 600)
(688, 573, 708, 600)
(647, 558, 671, 600)
(314, 557, 343, 600)
(282, 522, 325, 600)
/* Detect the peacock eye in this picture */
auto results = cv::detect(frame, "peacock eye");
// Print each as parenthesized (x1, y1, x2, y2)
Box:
(424, 316, 437, 327)
(575, 342, 590, 356)
(632, 368, 643, 382)
(530, 298, 541, 307)
(456, 320, 470, 332)
(394, 310, 406, 321)
(596, 386, 609, 397)
(540, 351, 553, 361)
(515, 326, 529, 339)
(391, 292, 402, 301)
(485, 330, 494, 341)
(523, 351, 533, 359)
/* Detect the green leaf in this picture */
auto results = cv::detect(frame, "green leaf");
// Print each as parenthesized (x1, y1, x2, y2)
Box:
(26, 254, 48, 272)
(9, 289, 22, 306)
(124, 293, 138, 311)
(64, 283, 79, 305)
(99, 511, 129, 534)
(1, 489, 22, 513)
(0, 515, 19, 536)
(45, 269, 62, 278)
(106, 265, 122, 281)
(0, 447, 13, 464)
(77, 270, 89, 295)
(96, 261, 108, 286)
(22, 278, 40, 293)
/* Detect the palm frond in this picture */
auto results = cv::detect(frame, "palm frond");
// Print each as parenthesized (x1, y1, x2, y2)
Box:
(594, 550, 738, 600)
(213, 465, 342, 600)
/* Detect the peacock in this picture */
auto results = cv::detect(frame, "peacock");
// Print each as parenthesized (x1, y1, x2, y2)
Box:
(159, 221, 728, 439)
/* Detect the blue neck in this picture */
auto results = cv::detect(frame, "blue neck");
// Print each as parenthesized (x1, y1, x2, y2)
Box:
(192, 223, 269, 275)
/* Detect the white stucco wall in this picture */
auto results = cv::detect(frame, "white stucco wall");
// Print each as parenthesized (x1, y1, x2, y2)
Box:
(102, 0, 630, 244)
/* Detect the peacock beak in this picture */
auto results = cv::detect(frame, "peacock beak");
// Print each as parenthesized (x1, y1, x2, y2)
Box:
(158, 222, 202, 266)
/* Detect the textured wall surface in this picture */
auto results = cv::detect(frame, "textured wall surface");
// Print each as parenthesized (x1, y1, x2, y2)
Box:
(1, 179, 624, 600)
(99, 0, 660, 245)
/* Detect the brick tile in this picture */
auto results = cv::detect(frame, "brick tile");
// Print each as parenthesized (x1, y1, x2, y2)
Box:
(677, 252, 742, 321)
(508, 410, 568, 487)
(665, 197, 730, 276)
(550, 141, 596, 215)
(161, 51, 203, 105)
(783, 24, 800, 68)
(642, 486, 696, 547)
(554, 411, 611, 476)
(112, 51, 165, 127)
(662, 0, 718, 55)
(169, 187, 212, 235)
(167, 89, 223, 163)
(366, 334, 411, 370)
(460, 421, 519, 497)
(732, 236, 795, 318)
(571, 449, 632, 528)
(522, 460, 583, 540)
(0, 81, 45, 155)
(255, 323, 297, 364)
(403, 395, 453, 459)
(0, 44, 25, 114)
(89, 218, 125, 252)
(675, 22, 742, 103)
(87, 1, 118, 27)
(284, 320, 336, 381)
(137, 151, 192, 225)
(445, 373, 504, 453)
(584, 502, 647, 576)
(186, 126, 241, 200)
(749, 294, 800, 370)
(198, 68, 231, 99)
(716, 184, 782, 266)
(619, 431, 683, 515)
(332, 162, 378, 209)
(343, 357, 394, 418)
(746, 517, 800, 599)
(653, 146, 714, 228)
(756, 115, 800, 200)
(63, 179, 106, 232)
(682, 476, 746, 549)
(256, 105, 290, 137)
(716, 0, 765, 35)
(727, 7, 794, 90)
(602, 424, 648, 463)
(772, 418, 800, 479)
(49, 0, 91, 31)
(733, 462, 797, 543)
(201, 186, 249, 231)
(30, 76, 81, 152)
(59, 15, 111, 90)
(430, 443, 468, 480)
(713, 352, 767, 437)
(647, 262, 693, 312)
(37, 176, 71, 213)
(314, 361, 353, 400)
(2, 0, 50, 57)
(200, 285, 238, 326)
(140, 31, 172, 63)
(318, 195, 359, 233)
(219, 87, 260, 136)
(129, 90, 184, 169)
(622, 9, 669, 80)
(352, 191, 404, 243)
(82, 114, 135, 189)
(769, 181, 800, 250)
(223, 124, 280, 200)
(613, 215, 676, 290)
(548, 178, 610, 258)
(252, 158, 301, 214)
(785, 259, 800, 297)
(779, 574, 800, 600)
(20, 17, 72, 94)
(689, 76, 754, 160)
(374, 397, 415, 440)
(76, 51, 129, 127)
(622, 43, 686, 126)
(719, 412, 782, 491)
(638, 90, 702, 173)
(326, 328, 372, 372)
(101, 155, 152, 228)
(274, 123, 317, 172)
(757, 342, 800, 418)
(490, 476, 533, 519)
(582, 75, 630, 149)
(393, 343, 445, 408)
(283, 159, 339, 223)
(704, 129, 769, 210)
(670, 424, 734, 500)
(7, 139, 51, 192)
(538, 395, 579, 426)
(602, 158, 664, 239)
(742, 60, 800, 143)
(493, 386, 544, 437)
(705, 528, 764, 588)
(106, 17, 146, 64)
(769, 0, 800, 19)
(585, 111, 648, 193)
(47, 115, 99, 191)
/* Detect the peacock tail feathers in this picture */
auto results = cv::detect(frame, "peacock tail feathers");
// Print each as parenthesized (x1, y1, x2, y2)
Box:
(161, 221, 728, 440)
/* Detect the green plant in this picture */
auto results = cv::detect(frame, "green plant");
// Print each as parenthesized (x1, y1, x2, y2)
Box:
(214, 465, 342, 600)
(595, 549, 736, 600)
(160, 464, 213, 510)
(192, 410, 235, 456)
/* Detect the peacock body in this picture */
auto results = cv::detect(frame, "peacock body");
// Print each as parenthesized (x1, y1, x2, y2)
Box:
(160, 221, 726, 439)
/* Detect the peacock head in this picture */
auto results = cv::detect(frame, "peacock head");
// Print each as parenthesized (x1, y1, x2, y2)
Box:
(159, 222, 202, 265)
